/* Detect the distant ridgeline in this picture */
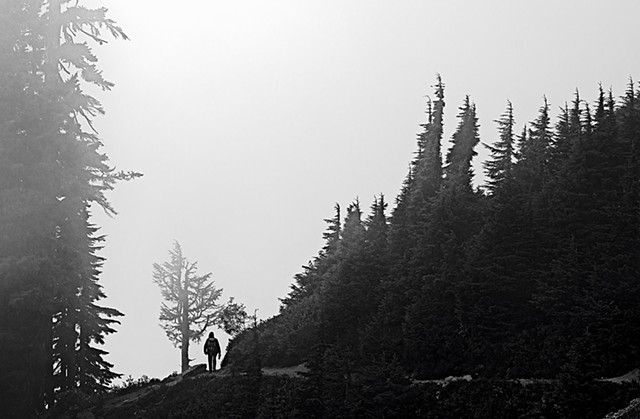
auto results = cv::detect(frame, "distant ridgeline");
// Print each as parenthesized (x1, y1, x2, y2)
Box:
(225, 75, 640, 382)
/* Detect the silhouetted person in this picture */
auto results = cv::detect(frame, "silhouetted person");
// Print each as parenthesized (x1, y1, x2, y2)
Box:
(204, 331, 221, 372)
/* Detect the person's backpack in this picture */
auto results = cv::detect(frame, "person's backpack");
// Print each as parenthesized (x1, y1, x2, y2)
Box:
(206, 338, 219, 355)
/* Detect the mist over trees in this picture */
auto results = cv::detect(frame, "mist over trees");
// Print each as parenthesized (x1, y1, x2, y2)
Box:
(0, 0, 137, 416)
(227, 75, 640, 389)
(1, 1, 639, 416)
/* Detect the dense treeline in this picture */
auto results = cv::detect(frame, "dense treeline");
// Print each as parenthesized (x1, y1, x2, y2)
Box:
(226, 75, 640, 385)
(0, 1, 134, 416)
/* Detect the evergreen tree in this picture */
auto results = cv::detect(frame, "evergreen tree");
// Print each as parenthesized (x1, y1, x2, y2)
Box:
(51, 217, 123, 394)
(511, 97, 556, 274)
(371, 168, 414, 363)
(484, 101, 515, 193)
(153, 241, 224, 372)
(281, 204, 341, 308)
(322, 203, 342, 258)
(553, 103, 571, 167)
(411, 74, 445, 202)
(372, 77, 448, 371)
(462, 118, 548, 376)
(0, 1, 133, 414)
(551, 90, 583, 172)
(356, 196, 389, 361)
(404, 96, 482, 377)
(444, 95, 480, 186)
(247, 204, 346, 369)
(321, 200, 366, 348)
(516, 97, 553, 193)
(402, 75, 447, 292)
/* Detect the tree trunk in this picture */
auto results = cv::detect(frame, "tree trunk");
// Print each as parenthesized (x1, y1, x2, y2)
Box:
(42, 0, 62, 412)
(27, 315, 52, 416)
(78, 318, 87, 390)
(45, 317, 55, 409)
(180, 265, 190, 372)
(45, 0, 61, 84)
(181, 308, 190, 372)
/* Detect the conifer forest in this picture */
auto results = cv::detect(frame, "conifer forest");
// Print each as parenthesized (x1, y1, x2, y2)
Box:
(1, 1, 640, 418)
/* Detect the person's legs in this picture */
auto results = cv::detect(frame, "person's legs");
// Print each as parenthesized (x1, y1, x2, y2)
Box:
(207, 354, 213, 372)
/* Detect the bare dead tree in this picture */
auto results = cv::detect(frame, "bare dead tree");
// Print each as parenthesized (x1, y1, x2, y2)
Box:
(152, 241, 223, 372)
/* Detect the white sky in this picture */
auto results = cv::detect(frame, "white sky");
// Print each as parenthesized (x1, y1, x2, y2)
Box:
(84, 0, 640, 381)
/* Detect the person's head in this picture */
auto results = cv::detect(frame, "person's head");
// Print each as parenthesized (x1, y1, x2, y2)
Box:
(209, 332, 214, 338)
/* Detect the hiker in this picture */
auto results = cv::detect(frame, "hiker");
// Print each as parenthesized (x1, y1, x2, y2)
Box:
(204, 331, 221, 372)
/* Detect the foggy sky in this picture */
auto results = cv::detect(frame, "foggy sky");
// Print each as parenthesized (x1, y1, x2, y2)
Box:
(85, 0, 640, 381)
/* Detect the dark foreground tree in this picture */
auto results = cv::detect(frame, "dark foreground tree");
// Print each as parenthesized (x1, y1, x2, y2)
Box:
(0, 0, 135, 415)
(153, 241, 224, 372)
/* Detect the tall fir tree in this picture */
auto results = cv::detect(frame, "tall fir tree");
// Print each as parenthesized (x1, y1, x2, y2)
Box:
(373, 77, 446, 366)
(517, 96, 553, 193)
(403, 96, 482, 377)
(281, 204, 341, 309)
(0, 1, 133, 415)
(411, 74, 445, 202)
(404, 75, 447, 292)
(320, 200, 366, 349)
(484, 101, 515, 193)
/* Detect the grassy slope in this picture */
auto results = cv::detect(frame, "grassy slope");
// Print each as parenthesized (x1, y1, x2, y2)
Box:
(71, 366, 640, 419)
